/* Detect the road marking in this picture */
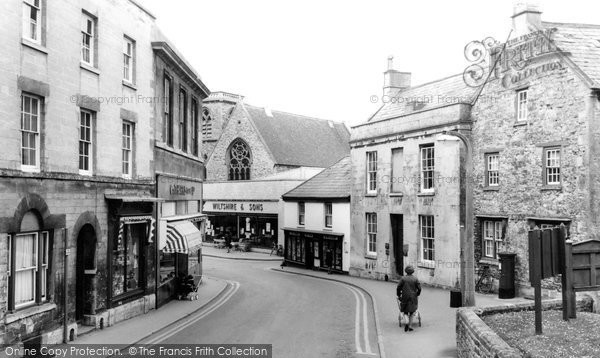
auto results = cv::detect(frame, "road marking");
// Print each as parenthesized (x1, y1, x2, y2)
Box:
(345, 285, 375, 356)
(142, 281, 240, 344)
(347, 284, 364, 354)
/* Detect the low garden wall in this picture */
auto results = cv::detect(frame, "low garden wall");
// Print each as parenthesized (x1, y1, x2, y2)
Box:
(456, 297, 594, 358)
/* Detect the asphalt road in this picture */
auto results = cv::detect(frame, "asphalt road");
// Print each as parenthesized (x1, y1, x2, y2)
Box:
(150, 257, 378, 358)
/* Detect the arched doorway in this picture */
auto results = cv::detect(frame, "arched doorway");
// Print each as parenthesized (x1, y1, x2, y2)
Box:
(76, 224, 97, 321)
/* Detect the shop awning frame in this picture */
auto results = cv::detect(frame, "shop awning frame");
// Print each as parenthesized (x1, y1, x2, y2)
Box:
(161, 220, 203, 254)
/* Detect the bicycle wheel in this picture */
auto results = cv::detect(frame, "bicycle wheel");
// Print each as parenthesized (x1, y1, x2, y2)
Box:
(479, 276, 493, 294)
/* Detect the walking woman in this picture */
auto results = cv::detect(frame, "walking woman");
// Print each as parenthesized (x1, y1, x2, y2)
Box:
(397, 265, 421, 332)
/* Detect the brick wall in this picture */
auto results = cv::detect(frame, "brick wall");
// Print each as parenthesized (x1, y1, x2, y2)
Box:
(205, 104, 276, 181)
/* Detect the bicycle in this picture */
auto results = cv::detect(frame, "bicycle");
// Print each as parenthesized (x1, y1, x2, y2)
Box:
(270, 244, 283, 256)
(475, 265, 493, 294)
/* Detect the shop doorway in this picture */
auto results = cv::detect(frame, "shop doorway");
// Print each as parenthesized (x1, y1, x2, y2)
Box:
(76, 224, 97, 321)
(391, 214, 404, 277)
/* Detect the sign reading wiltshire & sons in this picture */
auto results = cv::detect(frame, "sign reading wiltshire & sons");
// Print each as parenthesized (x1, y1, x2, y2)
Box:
(463, 28, 564, 89)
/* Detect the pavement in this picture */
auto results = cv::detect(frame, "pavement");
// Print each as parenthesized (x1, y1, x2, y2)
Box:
(202, 243, 283, 261)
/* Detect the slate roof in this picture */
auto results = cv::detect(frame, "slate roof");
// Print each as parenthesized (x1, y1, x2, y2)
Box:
(244, 105, 351, 168)
(543, 21, 600, 87)
(368, 73, 478, 123)
(282, 156, 351, 200)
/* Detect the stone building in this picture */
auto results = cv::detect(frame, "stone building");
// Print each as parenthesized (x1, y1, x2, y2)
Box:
(282, 157, 352, 273)
(151, 30, 210, 307)
(470, 4, 600, 292)
(0, 0, 207, 346)
(202, 94, 350, 249)
(350, 59, 476, 288)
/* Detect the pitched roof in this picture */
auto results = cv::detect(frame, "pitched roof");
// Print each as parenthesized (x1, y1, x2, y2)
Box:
(368, 73, 478, 123)
(282, 156, 351, 200)
(543, 21, 600, 87)
(244, 105, 350, 168)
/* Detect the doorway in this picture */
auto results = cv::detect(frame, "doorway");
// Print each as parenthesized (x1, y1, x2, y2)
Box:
(76, 224, 97, 321)
(391, 214, 404, 277)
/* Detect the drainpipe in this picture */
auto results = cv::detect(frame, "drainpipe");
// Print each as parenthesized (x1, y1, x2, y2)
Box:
(442, 131, 475, 307)
(63, 228, 69, 343)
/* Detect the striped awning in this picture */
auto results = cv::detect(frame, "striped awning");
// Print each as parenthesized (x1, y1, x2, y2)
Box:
(161, 220, 202, 254)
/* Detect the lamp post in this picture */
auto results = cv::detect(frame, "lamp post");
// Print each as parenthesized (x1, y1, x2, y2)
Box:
(441, 130, 475, 307)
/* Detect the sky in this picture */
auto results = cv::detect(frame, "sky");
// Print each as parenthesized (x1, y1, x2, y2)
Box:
(137, 0, 600, 127)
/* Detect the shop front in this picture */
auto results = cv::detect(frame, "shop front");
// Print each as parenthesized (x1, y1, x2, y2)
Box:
(156, 174, 205, 307)
(284, 228, 345, 272)
(203, 200, 279, 249)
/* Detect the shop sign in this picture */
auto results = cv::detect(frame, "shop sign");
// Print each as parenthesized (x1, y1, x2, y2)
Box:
(158, 175, 202, 200)
(203, 200, 278, 214)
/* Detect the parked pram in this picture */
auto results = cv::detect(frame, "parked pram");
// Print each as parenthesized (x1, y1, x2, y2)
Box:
(397, 298, 422, 327)
(177, 274, 201, 301)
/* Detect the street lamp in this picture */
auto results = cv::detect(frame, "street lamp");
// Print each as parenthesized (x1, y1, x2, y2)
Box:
(440, 130, 476, 307)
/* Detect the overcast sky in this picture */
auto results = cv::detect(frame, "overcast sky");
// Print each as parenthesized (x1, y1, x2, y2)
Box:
(138, 0, 600, 127)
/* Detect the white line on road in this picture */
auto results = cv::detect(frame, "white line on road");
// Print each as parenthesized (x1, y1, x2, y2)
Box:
(347, 284, 364, 354)
(345, 285, 375, 356)
(143, 281, 240, 344)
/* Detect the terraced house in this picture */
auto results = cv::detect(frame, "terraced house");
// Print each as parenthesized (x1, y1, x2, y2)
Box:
(0, 0, 209, 346)
(470, 4, 600, 294)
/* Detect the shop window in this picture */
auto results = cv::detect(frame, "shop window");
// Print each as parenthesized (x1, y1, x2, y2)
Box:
(482, 220, 504, 259)
(298, 202, 305, 226)
(79, 110, 94, 175)
(516, 89, 528, 122)
(324, 203, 332, 228)
(22, 0, 43, 44)
(366, 213, 377, 256)
(21, 94, 41, 172)
(228, 139, 251, 180)
(81, 12, 96, 67)
(485, 153, 499, 187)
(420, 144, 434, 192)
(419, 215, 435, 263)
(285, 233, 305, 263)
(543, 147, 561, 186)
(366, 151, 377, 194)
(112, 223, 144, 297)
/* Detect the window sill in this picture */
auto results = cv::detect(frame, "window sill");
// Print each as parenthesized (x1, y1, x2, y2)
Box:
(483, 186, 500, 191)
(417, 191, 435, 197)
(21, 166, 41, 173)
(389, 193, 403, 197)
(418, 260, 436, 269)
(365, 193, 377, 197)
(513, 121, 528, 127)
(79, 170, 93, 176)
(364, 254, 377, 260)
(6, 303, 56, 324)
(80, 63, 100, 76)
(122, 80, 137, 91)
(541, 185, 562, 191)
(21, 39, 48, 54)
(479, 257, 500, 266)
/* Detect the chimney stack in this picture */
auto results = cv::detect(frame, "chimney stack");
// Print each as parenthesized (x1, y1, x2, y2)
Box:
(512, 2, 542, 37)
(383, 56, 411, 97)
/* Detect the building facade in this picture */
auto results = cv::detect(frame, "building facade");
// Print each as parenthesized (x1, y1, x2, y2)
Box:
(349, 60, 475, 288)
(470, 5, 600, 293)
(282, 157, 352, 273)
(202, 94, 350, 249)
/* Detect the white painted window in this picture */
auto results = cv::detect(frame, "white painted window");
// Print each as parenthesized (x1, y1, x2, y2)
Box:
(420, 145, 435, 192)
(81, 13, 95, 66)
(298, 202, 305, 226)
(517, 89, 528, 121)
(486, 153, 499, 186)
(22, 0, 42, 44)
(122, 121, 133, 178)
(79, 110, 93, 175)
(420, 215, 435, 262)
(366, 213, 377, 255)
(21, 94, 41, 171)
(324, 203, 332, 228)
(545, 148, 561, 185)
(366, 151, 377, 194)
(483, 220, 503, 259)
(123, 37, 134, 83)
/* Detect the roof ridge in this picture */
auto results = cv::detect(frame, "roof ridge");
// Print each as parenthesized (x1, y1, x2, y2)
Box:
(396, 72, 465, 92)
(244, 104, 344, 124)
(543, 21, 600, 29)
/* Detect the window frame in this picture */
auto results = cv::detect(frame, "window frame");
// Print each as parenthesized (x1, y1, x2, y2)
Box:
(21, 93, 41, 172)
(202, 108, 212, 137)
(8, 230, 51, 311)
(543, 147, 561, 186)
(324, 202, 333, 228)
(419, 215, 435, 263)
(78, 109, 93, 175)
(420, 144, 435, 192)
(516, 88, 528, 122)
(298, 202, 305, 226)
(366, 213, 377, 256)
(366, 151, 378, 194)
(179, 88, 188, 152)
(485, 153, 500, 187)
(123, 36, 135, 84)
(22, 0, 42, 44)
(482, 220, 504, 259)
(228, 139, 252, 181)
(122, 121, 133, 178)
(191, 98, 199, 156)
(163, 73, 173, 146)
(81, 13, 96, 67)
(391, 147, 404, 194)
